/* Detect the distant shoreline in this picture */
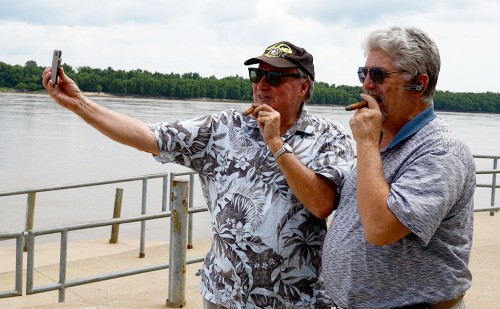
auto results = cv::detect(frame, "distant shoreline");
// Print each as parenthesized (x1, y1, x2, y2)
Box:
(0, 88, 252, 104)
(0, 89, 341, 108)
(4, 89, 498, 113)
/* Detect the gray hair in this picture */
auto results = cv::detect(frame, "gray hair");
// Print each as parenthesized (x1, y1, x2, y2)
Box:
(298, 67, 315, 103)
(362, 26, 440, 104)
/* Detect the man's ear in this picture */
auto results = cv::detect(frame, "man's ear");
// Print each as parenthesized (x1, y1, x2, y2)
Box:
(300, 78, 310, 96)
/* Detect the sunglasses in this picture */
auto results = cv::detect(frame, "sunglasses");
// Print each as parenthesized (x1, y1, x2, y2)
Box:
(248, 68, 301, 87)
(357, 67, 406, 84)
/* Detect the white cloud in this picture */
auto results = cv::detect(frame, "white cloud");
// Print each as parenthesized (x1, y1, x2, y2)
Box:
(0, 0, 499, 93)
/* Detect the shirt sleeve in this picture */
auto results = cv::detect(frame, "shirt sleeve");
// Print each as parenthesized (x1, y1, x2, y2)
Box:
(387, 151, 469, 244)
(311, 126, 355, 187)
(149, 114, 214, 168)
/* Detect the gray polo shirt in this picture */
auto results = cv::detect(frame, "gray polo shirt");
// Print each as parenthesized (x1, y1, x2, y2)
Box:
(322, 106, 476, 308)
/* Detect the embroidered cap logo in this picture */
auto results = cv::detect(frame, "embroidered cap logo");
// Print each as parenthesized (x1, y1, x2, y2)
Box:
(264, 43, 294, 59)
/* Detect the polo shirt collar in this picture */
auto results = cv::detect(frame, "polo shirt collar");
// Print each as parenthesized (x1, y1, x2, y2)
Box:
(386, 105, 436, 149)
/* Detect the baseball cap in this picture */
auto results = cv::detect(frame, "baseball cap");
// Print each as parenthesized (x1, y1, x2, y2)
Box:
(244, 41, 315, 81)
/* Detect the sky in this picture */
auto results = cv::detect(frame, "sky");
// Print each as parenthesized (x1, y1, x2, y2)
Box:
(1, 0, 499, 93)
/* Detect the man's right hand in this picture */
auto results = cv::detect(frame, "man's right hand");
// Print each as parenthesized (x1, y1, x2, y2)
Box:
(42, 66, 84, 112)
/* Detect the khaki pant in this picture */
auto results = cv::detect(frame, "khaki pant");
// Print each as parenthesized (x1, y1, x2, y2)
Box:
(203, 298, 228, 309)
(447, 297, 467, 309)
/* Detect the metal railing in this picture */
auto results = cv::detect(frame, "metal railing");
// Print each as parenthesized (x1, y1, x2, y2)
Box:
(0, 155, 498, 305)
(473, 155, 499, 214)
(0, 171, 207, 305)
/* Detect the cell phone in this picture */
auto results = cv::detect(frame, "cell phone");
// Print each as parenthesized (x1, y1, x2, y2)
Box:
(51, 50, 62, 85)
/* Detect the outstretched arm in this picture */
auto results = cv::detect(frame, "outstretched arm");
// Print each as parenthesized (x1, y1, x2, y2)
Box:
(42, 67, 159, 155)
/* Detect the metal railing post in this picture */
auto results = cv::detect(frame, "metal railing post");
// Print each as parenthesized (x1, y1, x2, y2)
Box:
(109, 188, 124, 244)
(490, 158, 498, 216)
(26, 232, 35, 294)
(15, 234, 23, 296)
(162, 175, 169, 212)
(187, 173, 194, 249)
(23, 192, 36, 252)
(139, 178, 147, 258)
(58, 230, 68, 302)
(166, 179, 189, 308)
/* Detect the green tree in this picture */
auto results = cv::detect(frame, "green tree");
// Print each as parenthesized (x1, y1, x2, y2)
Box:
(0, 60, 499, 113)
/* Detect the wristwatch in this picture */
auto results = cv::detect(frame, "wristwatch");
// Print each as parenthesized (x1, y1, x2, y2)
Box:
(273, 143, 293, 160)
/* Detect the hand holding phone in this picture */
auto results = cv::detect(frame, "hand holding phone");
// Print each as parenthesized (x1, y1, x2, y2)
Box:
(51, 50, 62, 85)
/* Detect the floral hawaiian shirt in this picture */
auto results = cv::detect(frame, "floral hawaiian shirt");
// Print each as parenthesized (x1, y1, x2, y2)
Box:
(150, 105, 354, 309)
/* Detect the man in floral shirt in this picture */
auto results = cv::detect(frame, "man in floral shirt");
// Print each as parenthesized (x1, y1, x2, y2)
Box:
(42, 41, 354, 308)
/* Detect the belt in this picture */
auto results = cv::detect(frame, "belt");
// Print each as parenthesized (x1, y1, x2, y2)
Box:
(333, 294, 464, 309)
(429, 294, 464, 309)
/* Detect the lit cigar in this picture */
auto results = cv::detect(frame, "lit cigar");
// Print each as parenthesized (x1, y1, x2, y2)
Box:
(345, 101, 368, 111)
(242, 106, 255, 115)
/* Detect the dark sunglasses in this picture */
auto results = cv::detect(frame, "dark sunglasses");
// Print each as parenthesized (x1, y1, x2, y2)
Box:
(248, 68, 301, 87)
(357, 67, 406, 84)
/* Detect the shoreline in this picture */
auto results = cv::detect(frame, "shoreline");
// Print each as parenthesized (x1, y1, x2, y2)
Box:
(0, 89, 251, 104)
(0, 89, 343, 108)
(3, 89, 500, 113)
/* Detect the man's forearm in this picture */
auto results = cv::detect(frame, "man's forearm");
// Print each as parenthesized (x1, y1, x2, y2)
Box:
(74, 97, 160, 155)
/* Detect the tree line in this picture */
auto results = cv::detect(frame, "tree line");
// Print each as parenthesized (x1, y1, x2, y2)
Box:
(1, 60, 499, 113)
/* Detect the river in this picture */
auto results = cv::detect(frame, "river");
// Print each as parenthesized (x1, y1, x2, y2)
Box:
(0, 93, 499, 242)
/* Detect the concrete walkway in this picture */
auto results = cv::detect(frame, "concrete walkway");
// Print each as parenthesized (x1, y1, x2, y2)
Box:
(1, 212, 499, 308)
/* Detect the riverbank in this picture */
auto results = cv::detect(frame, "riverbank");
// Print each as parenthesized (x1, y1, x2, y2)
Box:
(0, 211, 499, 308)
(0, 88, 254, 105)
(4, 89, 499, 114)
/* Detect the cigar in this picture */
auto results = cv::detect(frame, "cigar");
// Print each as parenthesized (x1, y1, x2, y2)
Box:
(242, 106, 255, 116)
(345, 101, 368, 111)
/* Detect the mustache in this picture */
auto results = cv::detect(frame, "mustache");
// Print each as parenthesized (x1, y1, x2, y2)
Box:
(364, 91, 382, 102)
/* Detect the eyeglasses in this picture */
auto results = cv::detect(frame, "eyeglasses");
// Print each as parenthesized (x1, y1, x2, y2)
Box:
(248, 68, 301, 87)
(357, 67, 406, 84)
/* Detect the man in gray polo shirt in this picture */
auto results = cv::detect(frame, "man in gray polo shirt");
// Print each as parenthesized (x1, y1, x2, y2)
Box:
(322, 26, 476, 308)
